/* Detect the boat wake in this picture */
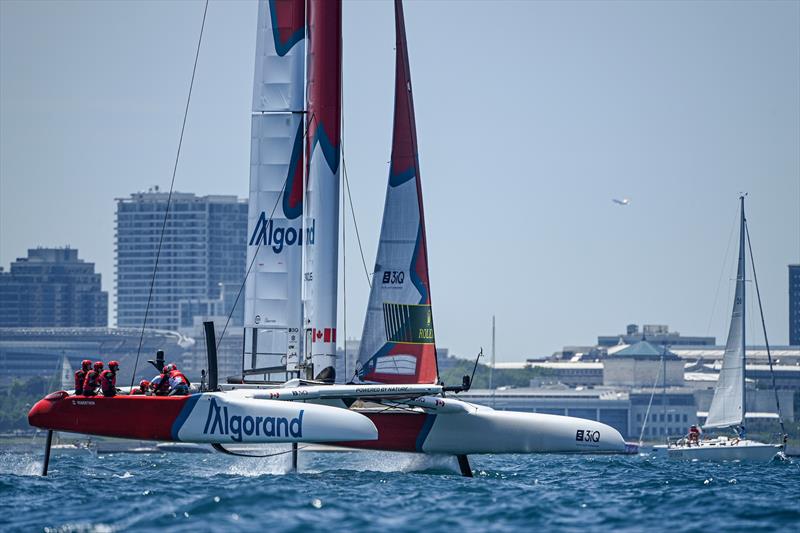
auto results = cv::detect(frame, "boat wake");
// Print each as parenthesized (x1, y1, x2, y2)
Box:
(306, 451, 461, 475)
(0, 453, 43, 477)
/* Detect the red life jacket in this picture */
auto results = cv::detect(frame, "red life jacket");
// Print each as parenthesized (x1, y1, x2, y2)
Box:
(100, 369, 116, 396)
(83, 370, 100, 394)
(74, 370, 86, 394)
(168, 370, 190, 387)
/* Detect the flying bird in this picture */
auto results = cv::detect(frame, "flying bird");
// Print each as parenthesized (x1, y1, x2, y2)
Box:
(612, 198, 630, 206)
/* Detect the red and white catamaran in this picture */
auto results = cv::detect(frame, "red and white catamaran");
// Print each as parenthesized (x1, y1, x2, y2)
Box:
(29, 0, 632, 477)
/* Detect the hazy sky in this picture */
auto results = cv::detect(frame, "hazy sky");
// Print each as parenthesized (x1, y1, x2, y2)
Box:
(1, 0, 798, 360)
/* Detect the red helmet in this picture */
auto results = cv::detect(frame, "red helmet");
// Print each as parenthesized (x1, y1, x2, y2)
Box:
(139, 379, 150, 389)
(93, 361, 104, 372)
(169, 363, 178, 372)
(81, 359, 92, 371)
(162, 365, 170, 374)
(108, 360, 120, 372)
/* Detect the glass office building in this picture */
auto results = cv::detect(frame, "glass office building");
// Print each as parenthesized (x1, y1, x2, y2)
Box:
(115, 191, 247, 331)
(0, 247, 107, 327)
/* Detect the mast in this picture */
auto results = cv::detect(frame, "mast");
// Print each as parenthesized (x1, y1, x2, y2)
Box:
(740, 195, 747, 425)
(490, 316, 495, 390)
(303, 0, 342, 382)
(243, 0, 306, 381)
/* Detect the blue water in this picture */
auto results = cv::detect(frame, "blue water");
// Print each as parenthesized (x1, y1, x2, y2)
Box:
(1, 448, 798, 532)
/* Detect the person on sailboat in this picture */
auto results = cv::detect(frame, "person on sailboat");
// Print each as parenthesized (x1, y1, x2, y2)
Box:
(150, 366, 171, 396)
(82, 361, 104, 396)
(100, 361, 119, 398)
(131, 379, 150, 395)
(74, 359, 92, 396)
(687, 425, 701, 446)
(167, 364, 190, 396)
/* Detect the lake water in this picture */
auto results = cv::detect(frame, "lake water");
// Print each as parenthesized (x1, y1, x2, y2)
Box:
(1, 447, 797, 532)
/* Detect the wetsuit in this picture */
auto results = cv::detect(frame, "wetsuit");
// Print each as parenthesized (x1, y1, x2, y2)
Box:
(83, 370, 101, 396)
(100, 369, 117, 397)
(74, 369, 86, 396)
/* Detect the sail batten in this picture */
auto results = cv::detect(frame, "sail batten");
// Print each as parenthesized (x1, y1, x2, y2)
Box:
(705, 197, 747, 429)
(355, 0, 438, 385)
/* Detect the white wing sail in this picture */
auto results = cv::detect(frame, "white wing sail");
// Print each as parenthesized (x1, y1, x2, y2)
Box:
(244, 0, 306, 376)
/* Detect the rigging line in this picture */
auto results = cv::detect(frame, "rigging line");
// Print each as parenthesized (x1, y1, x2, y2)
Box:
(706, 205, 741, 337)
(130, 0, 209, 389)
(638, 357, 662, 447)
(745, 221, 787, 438)
(217, 112, 317, 351)
(338, 84, 372, 290)
(341, 157, 373, 289)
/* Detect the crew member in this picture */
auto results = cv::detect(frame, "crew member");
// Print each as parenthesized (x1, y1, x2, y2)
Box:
(687, 425, 700, 446)
(167, 363, 190, 396)
(74, 359, 92, 396)
(83, 361, 104, 396)
(131, 380, 150, 395)
(150, 367, 171, 396)
(100, 360, 119, 397)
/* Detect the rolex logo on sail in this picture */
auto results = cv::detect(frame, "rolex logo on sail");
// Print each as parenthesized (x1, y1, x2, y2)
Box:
(249, 212, 315, 253)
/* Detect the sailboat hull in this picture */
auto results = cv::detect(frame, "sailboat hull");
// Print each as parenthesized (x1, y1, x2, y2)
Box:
(653, 439, 781, 462)
(340, 404, 630, 455)
(28, 391, 378, 444)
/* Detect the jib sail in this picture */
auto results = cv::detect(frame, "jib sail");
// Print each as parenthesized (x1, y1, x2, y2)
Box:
(355, 0, 438, 385)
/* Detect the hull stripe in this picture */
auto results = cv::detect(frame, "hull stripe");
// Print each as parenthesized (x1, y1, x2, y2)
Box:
(415, 414, 437, 451)
(170, 394, 201, 441)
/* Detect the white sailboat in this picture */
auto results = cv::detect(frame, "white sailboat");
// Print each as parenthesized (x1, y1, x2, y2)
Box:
(654, 196, 783, 461)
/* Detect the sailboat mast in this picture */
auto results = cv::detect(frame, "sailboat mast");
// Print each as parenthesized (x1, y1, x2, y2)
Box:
(739, 195, 746, 425)
(303, 0, 342, 382)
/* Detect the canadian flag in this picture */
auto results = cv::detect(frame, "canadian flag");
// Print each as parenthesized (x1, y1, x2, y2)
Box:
(312, 328, 336, 343)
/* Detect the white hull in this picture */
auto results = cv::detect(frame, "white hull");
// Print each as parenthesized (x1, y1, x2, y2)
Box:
(653, 438, 781, 462)
(175, 393, 378, 444)
(423, 404, 629, 454)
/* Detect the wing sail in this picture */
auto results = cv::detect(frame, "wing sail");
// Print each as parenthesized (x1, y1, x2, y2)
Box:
(244, 0, 306, 378)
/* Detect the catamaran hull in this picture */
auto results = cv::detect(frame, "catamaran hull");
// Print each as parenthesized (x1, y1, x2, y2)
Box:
(653, 441, 781, 462)
(28, 391, 377, 444)
(340, 407, 630, 455)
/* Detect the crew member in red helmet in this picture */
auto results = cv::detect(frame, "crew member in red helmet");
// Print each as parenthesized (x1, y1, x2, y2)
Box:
(131, 379, 150, 395)
(100, 360, 120, 397)
(167, 363, 190, 396)
(74, 359, 92, 396)
(150, 366, 171, 396)
(83, 361, 104, 396)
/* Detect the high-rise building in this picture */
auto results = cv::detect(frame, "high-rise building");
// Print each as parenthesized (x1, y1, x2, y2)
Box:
(115, 190, 247, 331)
(0, 247, 107, 327)
(790, 264, 800, 346)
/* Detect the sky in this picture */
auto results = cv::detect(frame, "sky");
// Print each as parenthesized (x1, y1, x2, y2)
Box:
(1, 0, 799, 361)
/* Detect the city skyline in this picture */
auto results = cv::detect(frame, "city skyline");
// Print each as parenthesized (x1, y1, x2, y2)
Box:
(2, 1, 798, 359)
